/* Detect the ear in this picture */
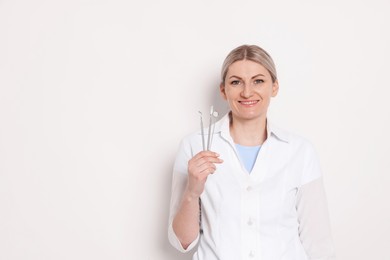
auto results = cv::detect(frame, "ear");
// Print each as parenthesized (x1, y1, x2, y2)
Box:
(271, 80, 279, 97)
(220, 83, 227, 100)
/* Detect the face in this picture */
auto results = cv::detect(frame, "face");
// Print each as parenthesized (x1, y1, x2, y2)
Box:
(220, 60, 279, 123)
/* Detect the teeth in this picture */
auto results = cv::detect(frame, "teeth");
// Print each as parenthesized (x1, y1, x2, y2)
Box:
(240, 101, 258, 105)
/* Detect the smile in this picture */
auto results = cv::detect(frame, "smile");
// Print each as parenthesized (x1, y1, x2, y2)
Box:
(239, 100, 259, 105)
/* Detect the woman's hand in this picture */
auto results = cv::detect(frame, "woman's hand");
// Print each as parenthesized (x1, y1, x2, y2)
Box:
(172, 151, 223, 249)
(186, 151, 223, 199)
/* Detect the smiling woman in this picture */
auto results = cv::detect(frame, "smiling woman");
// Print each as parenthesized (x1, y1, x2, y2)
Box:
(168, 45, 336, 260)
(220, 60, 279, 136)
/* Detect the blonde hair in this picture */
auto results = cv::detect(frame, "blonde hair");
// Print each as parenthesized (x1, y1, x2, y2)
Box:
(221, 45, 277, 84)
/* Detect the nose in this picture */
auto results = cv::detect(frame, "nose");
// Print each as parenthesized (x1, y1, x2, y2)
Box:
(241, 83, 253, 98)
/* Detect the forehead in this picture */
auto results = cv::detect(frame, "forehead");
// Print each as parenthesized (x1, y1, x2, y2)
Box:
(227, 60, 270, 78)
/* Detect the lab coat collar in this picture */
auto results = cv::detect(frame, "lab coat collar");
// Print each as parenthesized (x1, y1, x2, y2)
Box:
(214, 112, 290, 144)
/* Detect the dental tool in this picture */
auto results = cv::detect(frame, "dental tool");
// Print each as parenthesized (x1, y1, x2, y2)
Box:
(198, 111, 206, 151)
(206, 106, 214, 151)
(199, 106, 219, 151)
(209, 110, 219, 150)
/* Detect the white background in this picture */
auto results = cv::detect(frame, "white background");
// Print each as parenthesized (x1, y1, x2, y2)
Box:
(1, 0, 389, 259)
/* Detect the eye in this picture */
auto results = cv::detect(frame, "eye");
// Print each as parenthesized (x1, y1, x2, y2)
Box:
(254, 79, 264, 84)
(230, 80, 241, 86)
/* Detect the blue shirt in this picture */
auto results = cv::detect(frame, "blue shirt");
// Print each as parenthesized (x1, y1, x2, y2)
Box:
(235, 143, 261, 173)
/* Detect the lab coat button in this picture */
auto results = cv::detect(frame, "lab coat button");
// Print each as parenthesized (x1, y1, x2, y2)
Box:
(249, 250, 255, 257)
(246, 186, 252, 191)
(247, 219, 253, 226)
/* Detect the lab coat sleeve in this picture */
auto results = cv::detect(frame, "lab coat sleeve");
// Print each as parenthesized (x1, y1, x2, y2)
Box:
(297, 145, 336, 260)
(300, 142, 323, 185)
(168, 138, 200, 253)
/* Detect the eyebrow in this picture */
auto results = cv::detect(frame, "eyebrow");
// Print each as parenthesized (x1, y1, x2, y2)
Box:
(229, 74, 265, 79)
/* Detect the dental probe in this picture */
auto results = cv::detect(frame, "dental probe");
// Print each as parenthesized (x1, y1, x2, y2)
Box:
(198, 111, 206, 151)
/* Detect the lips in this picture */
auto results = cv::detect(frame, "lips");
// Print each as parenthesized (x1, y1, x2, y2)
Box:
(239, 100, 259, 105)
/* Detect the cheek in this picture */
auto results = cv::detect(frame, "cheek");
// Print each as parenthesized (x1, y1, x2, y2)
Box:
(258, 85, 274, 97)
(222, 89, 234, 100)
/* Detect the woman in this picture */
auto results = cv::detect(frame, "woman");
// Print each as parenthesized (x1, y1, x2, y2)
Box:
(168, 45, 335, 259)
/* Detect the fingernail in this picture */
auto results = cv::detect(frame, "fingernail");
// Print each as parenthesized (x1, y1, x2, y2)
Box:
(215, 153, 220, 156)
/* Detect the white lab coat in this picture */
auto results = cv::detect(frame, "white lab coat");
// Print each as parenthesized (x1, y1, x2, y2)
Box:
(168, 113, 335, 260)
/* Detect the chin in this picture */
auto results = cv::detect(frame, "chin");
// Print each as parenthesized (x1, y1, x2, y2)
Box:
(233, 112, 264, 121)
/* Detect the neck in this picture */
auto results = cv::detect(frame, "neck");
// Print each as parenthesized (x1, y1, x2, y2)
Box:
(229, 114, 267, 146)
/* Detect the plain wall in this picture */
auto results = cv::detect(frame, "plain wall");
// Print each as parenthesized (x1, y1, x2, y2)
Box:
(1, 0, 389, 259)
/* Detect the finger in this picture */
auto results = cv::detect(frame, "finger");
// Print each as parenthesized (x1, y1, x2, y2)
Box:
(199, 166, 217, 176)
(193, 151, 220, 161)
(189, 163, 216, 178)
(196, 162, 216, 173)
(189, 162, 215, 176)
(195, 157, 223, 167)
